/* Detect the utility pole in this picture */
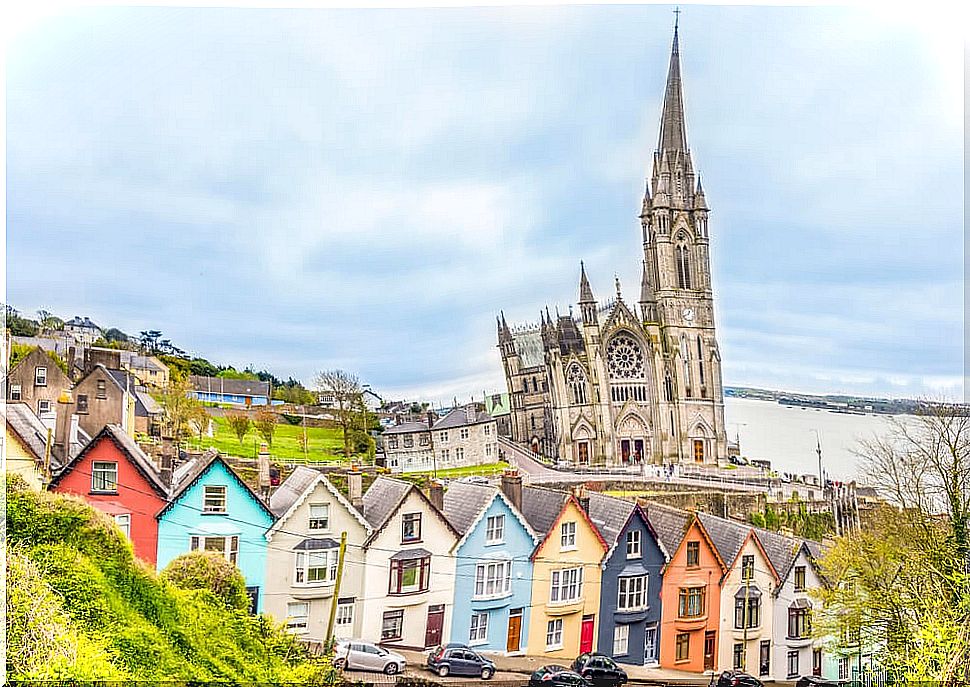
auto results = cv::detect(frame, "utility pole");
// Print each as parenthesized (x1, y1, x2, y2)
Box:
(325, 531, 348, 648)
(43, 426, 53, 486)
(427, 410, 437, 480)
(741, 563, 751, 671)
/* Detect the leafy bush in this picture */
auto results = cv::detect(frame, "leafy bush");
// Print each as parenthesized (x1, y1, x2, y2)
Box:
(161, 552, 250, 611)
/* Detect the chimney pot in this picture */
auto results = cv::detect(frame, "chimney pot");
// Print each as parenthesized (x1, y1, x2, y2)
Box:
(428, 480, 444, 512)
(500, 468, 523, 512)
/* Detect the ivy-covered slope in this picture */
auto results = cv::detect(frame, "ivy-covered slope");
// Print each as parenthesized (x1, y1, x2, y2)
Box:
(5, 475, 334, 683)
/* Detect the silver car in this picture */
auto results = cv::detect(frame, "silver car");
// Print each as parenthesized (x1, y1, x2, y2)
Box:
(334, 639, 407, 675)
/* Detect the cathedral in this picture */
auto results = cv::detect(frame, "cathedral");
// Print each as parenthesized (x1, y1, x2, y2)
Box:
(498, 22, 728, 466)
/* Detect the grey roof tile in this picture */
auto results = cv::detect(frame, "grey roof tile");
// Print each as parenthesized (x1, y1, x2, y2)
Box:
(587, 492, 636, 547)
(382, 421, 430, 436)
(188, 375, 271, 398)
(442, 482, 497, 534)
(696, 511, 751, 568)
(362, 477, 413, 530)
(643, 502, 692, 555)
(5, 403, 52, 465)
(752, 526, 802, 581)
(432, 408, 493, 431)
(269, 466, 321, 517)
(520, 486, 568, 536)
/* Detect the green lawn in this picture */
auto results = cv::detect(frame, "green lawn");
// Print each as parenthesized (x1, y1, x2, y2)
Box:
(187, 416, 346, 464)
(407, 461, 510, 479)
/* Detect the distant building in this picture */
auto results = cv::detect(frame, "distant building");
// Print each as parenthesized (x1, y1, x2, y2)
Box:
(5, 402, 61, 489)
(6, 346, 73, 419)
(64, 316, 103, 345)
(382, 405, 498, 474)
(484, 392, 512, 438)
(188, 375, 270, 406)
(361, 388, 383, 412)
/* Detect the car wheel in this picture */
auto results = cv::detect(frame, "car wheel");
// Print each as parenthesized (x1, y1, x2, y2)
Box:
(438, 665, 450, 677)
(385, 663, 400, 675)
(334, 658, 346, 670)
(481, 668, 494, 680)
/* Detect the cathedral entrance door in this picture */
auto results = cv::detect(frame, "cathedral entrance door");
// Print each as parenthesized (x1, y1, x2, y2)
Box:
(577, 442, 589, 465)
(620, 440, 631, 464)
(634, 439, 645, 464)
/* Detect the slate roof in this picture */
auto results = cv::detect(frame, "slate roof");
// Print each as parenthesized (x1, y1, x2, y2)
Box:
(753, 526, 802, 582)
(270, 466, 320, 517)
(383, 421, 430, 436)
(188, 375, 270, 398)
(520, 486, 569, 536)
(5, 403, 53, 464)
(362, 477, 413, 530)
(432, 408, 493, 430)
(50, 424, 168, 497)
(643, 502, 692, 555)
(586, 492, 637, 547)
(134, 389, 163, 415)
(696, 511, 750, 569)
(158, 449, 273, 521)
(442, 481, 497, 534)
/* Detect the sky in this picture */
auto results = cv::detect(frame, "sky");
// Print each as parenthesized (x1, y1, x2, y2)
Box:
(5, 4, 965, 405)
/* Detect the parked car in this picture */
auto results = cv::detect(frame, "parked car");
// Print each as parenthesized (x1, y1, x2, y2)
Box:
(530, 665, 592, 687)
(333, 639, 407, 675)
(796, 677, 840, 687)
(570, 653, 627, 687)
(427, 643, 496, 679)
(714, 670, 764, 687)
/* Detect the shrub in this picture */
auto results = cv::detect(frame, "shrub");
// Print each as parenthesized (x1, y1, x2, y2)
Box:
(160, 552, 250, 611)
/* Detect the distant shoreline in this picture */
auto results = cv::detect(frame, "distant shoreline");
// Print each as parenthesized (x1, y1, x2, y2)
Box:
(724, 386, 965, 417)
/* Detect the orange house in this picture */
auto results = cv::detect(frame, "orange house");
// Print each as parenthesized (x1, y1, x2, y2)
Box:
(657, 514, 726, 673)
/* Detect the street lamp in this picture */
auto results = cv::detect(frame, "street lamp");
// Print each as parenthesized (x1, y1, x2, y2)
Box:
(810, 429, 824, 487)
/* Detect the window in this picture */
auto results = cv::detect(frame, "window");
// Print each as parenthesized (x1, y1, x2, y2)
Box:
(617, 575, 647, 611)
(382, 610, 404, 641)
(546, 619, 563, 649)
(485, 443, 493, 457)
(308, 504, 330, 531)
(91, 461, 118, 492)
(77, 394, 89, 413)
(735, 596, 760, 629)
(403, 434, 413, 448)
(295, 549, 338, 585)
(10, 384, 21, 400)
(402, 513, 422, 542)
(787, 651, 799, 678)
(794, 565, 806, 591)
(485, 515, 505, 544)
(203, 485, 227, 513)
(387, 437, 399, 449)
(460, 428, 469, 440)
(455, 447, 465, 461)
(474, 561, 511, 598)
(838, 657, 850, 681)
(567, 364, 588, 405)
(484, 425, 491, 436)
(676, 244, 692, 289)
(788, 606, 812, 639)
(686, 541, 700, 567)
(813, 649, 822, 676)
(759, 640, 771, 676)
(626, 530, 641, 558)
(613, 625, 629, 655)
(34, 366, 47, 386)
(741, 555, 754, 580)
(607, 334, 645, 379)
(190, 535, 239, 564)
(550, 567, 583, 603)
(439, 431, 448, 443)
(419, 434, 430, 446)
(389, 556, 431, 594)
(675, 633, 690, 661)
(441, 448, 450, 461)
(560, 521, 577, 549)
(286, 602, 309, 633)
(96, 379, 107, 399)
(469, 613, 488, 643)
(114, 513, 131, 539)
(336, 599, 354, 627)
(678, 587, 705, 618)
(644, 627, 657, 662)
(733, 643, 744, 669)
(37, 399, 52, 415)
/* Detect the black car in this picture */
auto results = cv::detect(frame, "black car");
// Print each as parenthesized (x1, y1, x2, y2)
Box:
(714, 670, 764, 687)
(796, 677, 840, 687)
(529, 665, 592, 687)
(570, 653, 628, 687)
(427, 643, 496, 679)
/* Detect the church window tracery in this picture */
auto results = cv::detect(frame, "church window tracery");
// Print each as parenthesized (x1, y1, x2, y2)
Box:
(697, 336, 706, 388)
(607, 334, 645, 379)
(567, 364, 589, 405)
(676, 244, 692, 290)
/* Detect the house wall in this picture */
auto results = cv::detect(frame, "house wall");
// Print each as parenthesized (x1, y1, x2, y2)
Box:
(52, 436, 166, 565)
(192, 391, 269, 406)
(526, 500, 605, 660)
(597, 512, 665, 666)
(451, 495, 535, 654)
(717, 536, 776, 676)
(6, 348, 72, 416)
(384, 429, 434, 473)
(359, 492, 457, 649)
(433, 419, 499, 470)
(263, 480, 370, 642)
(156, 460, 273, 611)
(658, 520, 723, 673)
(4, 427, 45, 490)
(772, 548, 825, 681)
(73, 368, 132, 437)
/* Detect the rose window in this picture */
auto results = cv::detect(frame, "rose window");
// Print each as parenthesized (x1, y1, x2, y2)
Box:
(607, 334, 645, 379)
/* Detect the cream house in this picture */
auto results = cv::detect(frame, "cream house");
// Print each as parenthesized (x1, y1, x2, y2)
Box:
(265, 467, 372, 643)
(359, 477, 459, 649)
(768, 538, 826, 680)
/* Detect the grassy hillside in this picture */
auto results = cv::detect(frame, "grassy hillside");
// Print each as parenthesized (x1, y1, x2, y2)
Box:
(5, 476, 335, 683)
(186, 415, 346, 463)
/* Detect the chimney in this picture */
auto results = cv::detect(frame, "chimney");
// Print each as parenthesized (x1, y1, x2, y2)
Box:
(572, 484, 590, 514)
(258, 443, 271, 499)
(464, 404, 476, 423)
(428, 480, 444, 512)
(347, 468, 364, 511)
(67, 346, 77, 380)
(500, 468, 523, 512)
(159, 443, 174, 489)
(53, 390, 75, 462)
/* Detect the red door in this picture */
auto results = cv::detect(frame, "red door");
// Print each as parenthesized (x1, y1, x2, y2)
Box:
(425, 605, 445, 648)
(580, 615, 595, 653)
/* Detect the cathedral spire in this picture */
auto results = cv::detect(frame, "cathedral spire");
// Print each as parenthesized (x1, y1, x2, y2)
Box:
(657, 18, 688, 154)
(578, 261, 595, 303)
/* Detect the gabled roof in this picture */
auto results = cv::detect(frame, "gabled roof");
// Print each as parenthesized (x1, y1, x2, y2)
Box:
(520, 486, 569, 536)
(5, 403, 54, 465)
(188, 375, 270, 398)
(361, 476, 461, 546)
(443, 481, 538, 549)
(586, 491, 637, 547)
(753, 526, 803, 586)
(49, 424, 168, 498)
(696, 511, 749, 573)
(643, 502, 692, 554)
(266, 466, 371, 541)
(600, 501, 671, 565)
(382, 421, 430, 436)
(431, 407, 493, 430)
(530, 494, 609, 562)
(725, 529, 781, 584)
(155, 451, 274, 522)
(76, 364, 128, 392)
(6, 346, 72, 386)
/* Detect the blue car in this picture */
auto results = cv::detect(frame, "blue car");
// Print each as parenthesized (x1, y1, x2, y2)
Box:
(427, 643, 496, 679)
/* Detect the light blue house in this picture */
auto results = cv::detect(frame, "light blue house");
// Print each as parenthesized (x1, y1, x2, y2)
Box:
(156, 451, 275, 613)
(442, 473, 538, 654)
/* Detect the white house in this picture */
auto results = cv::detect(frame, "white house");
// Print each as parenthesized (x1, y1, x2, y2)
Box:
(767, 537, 826, 680)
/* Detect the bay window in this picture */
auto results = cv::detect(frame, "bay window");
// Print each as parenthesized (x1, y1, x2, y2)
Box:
(550, 567, 583, 603)
(389, 553, 431, 595)
(474, 560, 511, 598)
(678, 586, 705, 618)
(617, 574, 647, 611)
(294, 548, 338, 585)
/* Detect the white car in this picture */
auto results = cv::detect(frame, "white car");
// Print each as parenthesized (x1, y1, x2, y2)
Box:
(334, 639, 407, 675)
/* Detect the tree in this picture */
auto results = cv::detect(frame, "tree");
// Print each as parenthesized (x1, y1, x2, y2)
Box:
(226, 413, 251, 445)
(315, 370, 364, 460)
(159, 376, 202, 447)
(161, 552, 250, 611)
(188, 404, 210, 442)
(36, 310, 63, 335)
(4, 305, 39, 336)
(103, 327, 129, 344)
(253, 408, 277, 447)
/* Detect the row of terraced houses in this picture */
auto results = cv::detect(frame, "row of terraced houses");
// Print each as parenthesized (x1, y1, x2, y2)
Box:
(7, 412, 848, 682)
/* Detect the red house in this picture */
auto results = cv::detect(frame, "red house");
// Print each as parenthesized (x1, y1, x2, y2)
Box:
(50, 424, 169, 565)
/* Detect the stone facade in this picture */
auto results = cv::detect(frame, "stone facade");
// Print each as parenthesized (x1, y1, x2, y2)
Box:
(498, 25, 727, 466)
(6, 347, 73, 419)
(383, 406, 499, 473)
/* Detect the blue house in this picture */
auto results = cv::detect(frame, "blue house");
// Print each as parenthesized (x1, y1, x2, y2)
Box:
(156, 451, 275, 613)
(589, 495, 669, 666)
(442, 472, 538, 654)
(187, 375, 271, 407)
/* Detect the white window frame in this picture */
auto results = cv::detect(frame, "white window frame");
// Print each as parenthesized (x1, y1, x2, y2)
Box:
(613, 625, 629, 655)
(545, 619, 563, 650)
(550, 566, 583, 604)
(37, 399, 52, 415)
(287, 601, 309, 633)
(203, 485, 227, 513)
(308, 503, 330, 531)
(114, 513, 131, 539)
(35, 366, 47, 386)
(91, 461, 118, 492)
(455, 447, 464, 461)
(626, 530, 641, 558)
(469, 612, 489, 644)
(294, 549, 338, 586)
(10, 384, 22, 400)
(560, 521, 577, 550)
(617, 574, 648, 611)
(190, 534, 239, 564)
(336, 599, 354, 627)
(474, 560, 512, 598)
(485, 514, 505, 544)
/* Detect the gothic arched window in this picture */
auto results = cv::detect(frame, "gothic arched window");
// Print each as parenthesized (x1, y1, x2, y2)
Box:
(681, 335, 692, 397)
(567, 364, 588, 405)
(607, 334, 645, 379)
(697, 336, 706, 387)
(664, 370, 675, 402)
(676, 244, 692, 290)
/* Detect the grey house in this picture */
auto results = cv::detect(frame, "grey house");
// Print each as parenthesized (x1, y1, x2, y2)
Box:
(591, 496, 670, 667)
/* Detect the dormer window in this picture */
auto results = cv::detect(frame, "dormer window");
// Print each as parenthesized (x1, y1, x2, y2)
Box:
(35, 366, 47, 386)
(560, 521, 577, 550)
